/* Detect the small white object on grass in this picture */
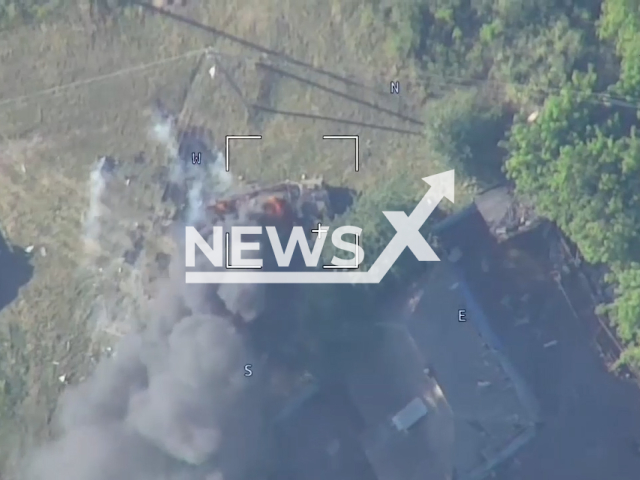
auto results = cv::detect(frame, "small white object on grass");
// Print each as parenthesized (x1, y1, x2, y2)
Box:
(208, 65, 216, 80)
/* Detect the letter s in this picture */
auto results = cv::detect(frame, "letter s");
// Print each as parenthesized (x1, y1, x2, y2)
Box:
(330, 226, 365, 267)
(244, 364, 253, 377)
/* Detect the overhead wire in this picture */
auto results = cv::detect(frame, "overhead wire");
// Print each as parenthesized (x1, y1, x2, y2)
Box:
(0, 47, 211, 109)
(0, 42, 638, 117)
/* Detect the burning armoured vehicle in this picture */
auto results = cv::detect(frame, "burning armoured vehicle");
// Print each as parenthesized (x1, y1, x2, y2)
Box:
(196, 176, 335, 239)
(183, 176, 345, 333)
(159, 125, 352, 346)
(151, 109, 352, 351)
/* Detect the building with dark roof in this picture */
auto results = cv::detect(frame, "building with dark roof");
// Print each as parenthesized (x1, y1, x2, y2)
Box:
(272, 255, 539, 480)
(274, 384, 378, 480)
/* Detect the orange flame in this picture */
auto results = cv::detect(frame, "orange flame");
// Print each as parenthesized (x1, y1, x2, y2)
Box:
(212, 200, 232, 215)
(264, 197, 286, 218)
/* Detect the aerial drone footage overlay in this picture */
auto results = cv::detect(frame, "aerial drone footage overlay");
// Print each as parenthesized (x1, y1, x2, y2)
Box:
(2, 1, 640, 480)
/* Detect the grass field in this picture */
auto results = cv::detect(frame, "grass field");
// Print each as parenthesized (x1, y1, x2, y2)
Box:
(0, 2, 471, 475)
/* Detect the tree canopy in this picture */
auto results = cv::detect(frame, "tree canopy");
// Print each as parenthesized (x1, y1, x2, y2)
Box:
(348, 0, 640, 367)
(501, 0, 640, 365)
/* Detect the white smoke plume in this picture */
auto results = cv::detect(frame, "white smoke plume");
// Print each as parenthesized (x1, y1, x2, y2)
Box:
(25, 111, 273, 480)
(149, 106, 232, 224)
(151, 113, 180, 182)
(25, 259, 270, 480)
(82, 157, 107, 253)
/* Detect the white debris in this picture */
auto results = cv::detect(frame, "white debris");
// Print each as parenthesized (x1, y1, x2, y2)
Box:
(20, 164, 26, 173)
(527, 110, 540, 123)
(52, 361, 59, 366)
(58, 374, 67, 384)
(449, 282, 460, 290)
(25, 245, 34, 253)
(543, 340, 558, 349)
(477, 381, 491, 388)
(447, 247, 463, 263)
(40, 246, 47, 257)
(208, 65, 216, 79)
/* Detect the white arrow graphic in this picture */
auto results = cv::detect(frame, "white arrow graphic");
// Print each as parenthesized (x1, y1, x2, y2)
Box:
(186, 170, 454, 284)
(365, 170, 454, 283)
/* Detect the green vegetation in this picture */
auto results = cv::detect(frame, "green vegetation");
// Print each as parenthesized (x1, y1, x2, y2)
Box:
(503, 0, 640, 369)
(309, 173, 439, 360)
(4, 0, 640, 470)
(0, 0, 63, 28)
(355, 0, 640, 369)
(424, 87, 508, 187)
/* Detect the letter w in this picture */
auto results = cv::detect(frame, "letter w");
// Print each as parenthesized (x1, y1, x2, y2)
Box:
(265, 226, 327, 268)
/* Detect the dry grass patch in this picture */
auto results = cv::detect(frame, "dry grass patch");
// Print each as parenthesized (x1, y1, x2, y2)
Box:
(0, 2, 475, 476)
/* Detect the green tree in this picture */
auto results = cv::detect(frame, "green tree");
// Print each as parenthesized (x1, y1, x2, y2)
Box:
(323, 172, 438, 280)
(300, 172, 443, 374)
(504, 8, 640, 362)
(424, 87, 508, 187)
(504, 71, 640, 265)
(598, 0, 640, 96)
(602, 266, 640, 345)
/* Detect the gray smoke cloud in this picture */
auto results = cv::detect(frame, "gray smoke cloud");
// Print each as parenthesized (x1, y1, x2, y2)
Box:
(26, 274, 269, 480)
(25, 111, 272, 480)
